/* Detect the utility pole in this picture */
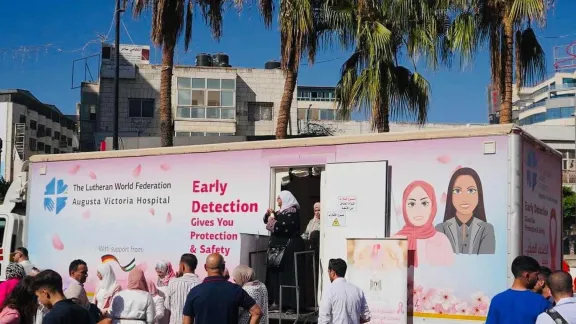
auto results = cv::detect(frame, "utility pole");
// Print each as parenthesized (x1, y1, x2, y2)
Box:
(112, 0, 122, 150)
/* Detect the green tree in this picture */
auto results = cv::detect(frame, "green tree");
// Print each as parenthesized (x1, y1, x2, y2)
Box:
(273, 0, 320, 139)
(448, 0, 549, 123)
(563, 186, 576, 219)
(129, 0, 233, 146)
(324, 0, 450, 132)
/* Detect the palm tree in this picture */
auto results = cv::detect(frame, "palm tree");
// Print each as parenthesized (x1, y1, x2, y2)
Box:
(128, 0, 229, 146)
(324, 0, 444, 132)
(448, 0, 548, 123)
(273, 0, 319, 139)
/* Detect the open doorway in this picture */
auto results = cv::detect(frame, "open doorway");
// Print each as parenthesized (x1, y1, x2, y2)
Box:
(269, 166, 323, 314)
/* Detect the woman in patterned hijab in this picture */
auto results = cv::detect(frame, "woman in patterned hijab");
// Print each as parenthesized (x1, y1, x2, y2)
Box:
(0, 263, 26, 306)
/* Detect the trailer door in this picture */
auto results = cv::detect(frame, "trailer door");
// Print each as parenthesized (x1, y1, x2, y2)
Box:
(319, 160, 389, 295)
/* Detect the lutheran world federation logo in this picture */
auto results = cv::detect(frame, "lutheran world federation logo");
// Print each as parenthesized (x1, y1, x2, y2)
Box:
(44, 177, 68, 215)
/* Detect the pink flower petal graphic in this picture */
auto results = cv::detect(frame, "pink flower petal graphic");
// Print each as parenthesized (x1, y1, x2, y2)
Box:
(52, 234, 64, 251)
(166, 212, 172, 223)
(149, 208, 155, 216)
(437, 155, 451, 164)
(68, 164, 81, 175)
(82, 210, 91, 219)
(160, 164, 171, 171)
(89, 172, 97, 180)
(452, 165, 462, 173)
(441, 193, 447, 203)
(133, 164, 142, 177)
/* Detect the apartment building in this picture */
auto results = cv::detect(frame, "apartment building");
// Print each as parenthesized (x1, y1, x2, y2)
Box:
(0, 89, 77, 181)
(511, 71, 576, 189)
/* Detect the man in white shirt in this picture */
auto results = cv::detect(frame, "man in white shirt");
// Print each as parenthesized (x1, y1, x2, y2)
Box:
(167, 253, 201, 324)
(13, 247, 36, 275)
(536, 270, 576, 324)
(318, 258, 371, 324)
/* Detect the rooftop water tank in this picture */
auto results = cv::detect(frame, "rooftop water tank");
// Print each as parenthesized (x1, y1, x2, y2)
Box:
(265, 60, 281, 69)
(213, 53, 230, 67)
(196, 53, 213, 67)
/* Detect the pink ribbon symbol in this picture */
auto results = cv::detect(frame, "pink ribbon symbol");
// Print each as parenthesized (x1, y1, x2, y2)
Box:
(397, 302, 404, 314)
(550, 209, 557, 271)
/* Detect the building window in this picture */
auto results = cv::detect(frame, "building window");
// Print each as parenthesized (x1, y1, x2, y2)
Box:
(67, 138, 72, 146)
(297, 108, 340, 121)
(53, 148, 60, 154)
(37, 142, 45, 151)
(45, 145, 51, 154)
(37, 125, 45, 137)
(46, 128, 52, 137)
(29, 138, 37, 151)
(297, 89, 336, 101)
(176, 77, 236, 120)
(175, 131, 235, 137)
(128, 99, 155, 118)
(30, 120, 37, 130)
(19, 115, 26, 124)
(54, 131, 60, 141)
(248, 102, 273, 121)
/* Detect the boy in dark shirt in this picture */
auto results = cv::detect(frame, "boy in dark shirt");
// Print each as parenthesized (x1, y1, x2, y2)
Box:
(486, 256, 551, 324)
(32, 269, 95, 324)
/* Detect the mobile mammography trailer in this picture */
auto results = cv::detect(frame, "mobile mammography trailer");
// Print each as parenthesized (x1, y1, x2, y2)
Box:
(0, 124, 562, 323)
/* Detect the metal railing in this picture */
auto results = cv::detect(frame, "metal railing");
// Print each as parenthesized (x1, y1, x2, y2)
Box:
(278, 250, 318, 324)
(563, 170, 576, 184)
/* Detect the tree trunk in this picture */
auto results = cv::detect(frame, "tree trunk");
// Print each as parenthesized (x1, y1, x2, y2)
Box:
(500, 17, 514, 124)
(159, 44, 175, 146)
(372, 101, 389, 133)
(276, 69, 298, 139)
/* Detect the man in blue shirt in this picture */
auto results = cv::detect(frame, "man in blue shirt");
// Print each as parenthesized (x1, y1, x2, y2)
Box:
(486, 256, 551, 324)
(183, 253, 263, 324)
(32, 269, 95, 324)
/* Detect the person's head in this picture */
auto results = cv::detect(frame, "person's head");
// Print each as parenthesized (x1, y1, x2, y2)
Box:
(277, 190, 299, 210)
(232, 265, 255, 286)
(443, 167, 486, 222)
(2, 276, 37, 324)
(547, 270, 574, 301)
(402, 181, 437, 227)
(147, 279, 158, 297)
(313, 202, 321, 218)
(13, 247, 29, 263)
(511, 256, 541, 289)
(534, 266, 552, 296)
(68, 259, 88, 284)
(155, 260, 175, 279)
(96, 263, 117, 290)
(204, 253, 225, 276)
(32, 270, 65, 309)
(127, 268, 148, 292)
(328, 258, 347, 282)
(6, 263, 26, 280)
(179, 254, 198, 274)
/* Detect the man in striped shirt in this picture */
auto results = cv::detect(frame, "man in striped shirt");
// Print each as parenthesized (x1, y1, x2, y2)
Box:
(166, 253, 201, 324)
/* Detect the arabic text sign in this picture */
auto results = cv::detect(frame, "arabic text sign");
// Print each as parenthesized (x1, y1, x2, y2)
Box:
(328, 211, 346, 227)
(338, 196, 357, 212)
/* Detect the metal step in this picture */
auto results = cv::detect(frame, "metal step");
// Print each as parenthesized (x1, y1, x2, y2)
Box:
(14, 123, 26, 159)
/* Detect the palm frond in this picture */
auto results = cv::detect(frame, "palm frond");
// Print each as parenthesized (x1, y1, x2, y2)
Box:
(516, 27, 546, 88)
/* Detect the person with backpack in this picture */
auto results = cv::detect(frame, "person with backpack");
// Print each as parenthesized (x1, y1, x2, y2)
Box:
(536, 271, 576, 324)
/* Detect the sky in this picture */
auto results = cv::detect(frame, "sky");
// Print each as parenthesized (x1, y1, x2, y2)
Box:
(0, 0, 575, 124)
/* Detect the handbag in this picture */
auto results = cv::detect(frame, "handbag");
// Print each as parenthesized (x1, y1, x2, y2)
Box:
(267, 240, 290, 268)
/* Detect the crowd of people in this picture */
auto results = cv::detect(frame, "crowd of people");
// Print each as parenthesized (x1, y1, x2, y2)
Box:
(487, 255, 576, 324)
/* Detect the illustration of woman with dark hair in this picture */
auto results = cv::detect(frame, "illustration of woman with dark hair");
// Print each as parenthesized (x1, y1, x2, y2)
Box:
(435, 167, 496, 255)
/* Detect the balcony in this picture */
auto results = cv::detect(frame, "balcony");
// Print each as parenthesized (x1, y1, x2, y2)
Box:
(550, 84, 576, 91)
(564, 170, 576, 184)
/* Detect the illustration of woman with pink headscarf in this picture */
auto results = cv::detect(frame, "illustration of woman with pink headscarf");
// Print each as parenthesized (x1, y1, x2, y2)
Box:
(394, 181, 454, 267)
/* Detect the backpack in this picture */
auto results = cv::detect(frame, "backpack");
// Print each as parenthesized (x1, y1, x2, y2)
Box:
(546, 308, 569, 324)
